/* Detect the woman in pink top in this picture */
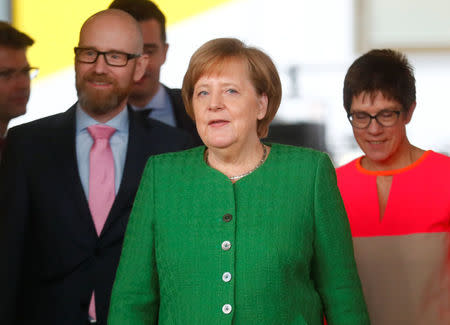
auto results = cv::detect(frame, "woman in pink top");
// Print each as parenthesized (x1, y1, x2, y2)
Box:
(336, 49, 450, 325)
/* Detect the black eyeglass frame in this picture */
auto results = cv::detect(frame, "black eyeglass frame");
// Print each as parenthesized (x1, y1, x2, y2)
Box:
(74, 47, 141, 67)
(347, 110, 402, 129)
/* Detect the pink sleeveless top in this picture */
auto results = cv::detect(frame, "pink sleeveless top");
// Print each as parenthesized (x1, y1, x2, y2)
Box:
(336, 151, 450, 325)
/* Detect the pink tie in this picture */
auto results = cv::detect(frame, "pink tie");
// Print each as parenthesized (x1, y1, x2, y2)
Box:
(87, 124, 116, 321)
(87, 124, 116, 235)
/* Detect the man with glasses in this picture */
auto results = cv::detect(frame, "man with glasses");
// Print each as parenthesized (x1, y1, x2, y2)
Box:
(336, 49, 450, 325)
(108, 0, 202, 145)
(0, 9, 192, 325)
(0, 22, 36, 159)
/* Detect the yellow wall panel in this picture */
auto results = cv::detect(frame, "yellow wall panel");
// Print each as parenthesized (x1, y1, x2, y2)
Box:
(159, 0, 233, 25)
(12, 0, 234, 78)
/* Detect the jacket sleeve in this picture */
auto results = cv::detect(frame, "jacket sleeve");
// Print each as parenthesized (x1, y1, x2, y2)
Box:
(0, 129, 31, 324)
(311, 153, 370, 325)
(108, 157, 159, 324)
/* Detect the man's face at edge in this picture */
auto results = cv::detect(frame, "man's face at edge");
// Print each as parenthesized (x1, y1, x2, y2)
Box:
(129, 18, 168, 105)
(0, 46, 31, 126)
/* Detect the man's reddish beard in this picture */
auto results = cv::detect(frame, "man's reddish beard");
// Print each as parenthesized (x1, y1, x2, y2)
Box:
(76, 72, 130, 115)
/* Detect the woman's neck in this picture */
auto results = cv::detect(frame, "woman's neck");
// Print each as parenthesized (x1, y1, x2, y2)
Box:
(206, 140, 267, 181)
(362, 141, 425, 171)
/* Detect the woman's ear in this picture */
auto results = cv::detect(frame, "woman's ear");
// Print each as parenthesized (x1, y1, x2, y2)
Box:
(404, 102, 416, 124)
(257, 93, 268, 120)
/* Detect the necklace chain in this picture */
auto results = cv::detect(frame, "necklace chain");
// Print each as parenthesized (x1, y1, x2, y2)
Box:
(206, 142, 267, 181)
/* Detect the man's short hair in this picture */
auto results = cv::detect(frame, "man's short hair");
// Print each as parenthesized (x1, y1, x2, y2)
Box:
(0, 21, 34, 49)
(108, 0, 166, 42)
(343, 49, 416, 113)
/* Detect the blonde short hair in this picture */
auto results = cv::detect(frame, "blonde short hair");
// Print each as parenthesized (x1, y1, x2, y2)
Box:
(182, 38, 282, 138)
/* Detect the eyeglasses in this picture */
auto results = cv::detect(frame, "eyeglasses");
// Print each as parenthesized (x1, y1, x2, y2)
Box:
(0, 67, 39, 81)
(347, 109, 401, 128)
(74, 47, 141, 67)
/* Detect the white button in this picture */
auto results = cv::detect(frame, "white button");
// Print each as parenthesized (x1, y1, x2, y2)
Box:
(221, 241, 231, 251)
(222, 304, 232, 314)
(222, 272, 232, 282)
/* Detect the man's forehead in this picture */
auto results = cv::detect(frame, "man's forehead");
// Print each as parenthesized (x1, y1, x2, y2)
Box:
(0, 47, 28, 68)
(0, 46, 27, 56)
(139, 18, 163, 32)
(79, 10, 141, 52)
(77, 42, 133, 55)
(139, 19, 164, 43)
(144, 43, 159, 49)
(79, 28, 138, 53)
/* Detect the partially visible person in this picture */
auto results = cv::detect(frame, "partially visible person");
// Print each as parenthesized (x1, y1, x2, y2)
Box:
(0, 22, 36, 158)
(108, 38, 369, 324)
(108, 0, 202, 145)
(337, 49, 450, 325)
(0, 9, 192, 325)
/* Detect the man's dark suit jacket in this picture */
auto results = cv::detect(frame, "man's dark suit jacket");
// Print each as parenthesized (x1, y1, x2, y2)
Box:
(0, 104, 194, 325)
(164, 85, 203, 146)
(0, 136, 5, 161)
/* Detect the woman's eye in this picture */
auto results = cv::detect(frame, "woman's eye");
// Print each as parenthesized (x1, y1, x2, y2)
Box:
(197, 90, 208, 96)
(380, 111, 393, 117)
(354, 112, 368, 120)
(226, 89, 238, 94)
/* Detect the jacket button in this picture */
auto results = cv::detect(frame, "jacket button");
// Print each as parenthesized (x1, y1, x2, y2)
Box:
(223, 213, 232, 222)
(221, 241, 231, 251)
(222, 304, 232, 314)
(222, 272, 232, 282)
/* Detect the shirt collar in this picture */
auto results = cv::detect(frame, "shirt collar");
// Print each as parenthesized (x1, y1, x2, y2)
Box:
(131, 83, 169, 111)
(76, 103, 129, 134)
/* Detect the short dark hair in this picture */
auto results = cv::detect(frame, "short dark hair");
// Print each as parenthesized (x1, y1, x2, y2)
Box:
(0, 21, 34, 49)
(343, 49, 416, 113)
(108, 0, 166, 42)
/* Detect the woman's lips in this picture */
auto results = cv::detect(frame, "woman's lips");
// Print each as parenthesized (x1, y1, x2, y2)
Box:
(367, 140, 386, 145)
(366, 139, 387, 149)
(208, 119, 229, 127)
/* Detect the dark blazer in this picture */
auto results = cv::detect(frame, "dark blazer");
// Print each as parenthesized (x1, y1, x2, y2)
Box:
(164, 85, 203, 146)
(0, 137, 5, 161)
(0, 104, 193, 325)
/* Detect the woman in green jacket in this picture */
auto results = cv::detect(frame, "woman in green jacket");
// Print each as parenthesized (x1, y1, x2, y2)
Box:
(108, 38, 369, 325)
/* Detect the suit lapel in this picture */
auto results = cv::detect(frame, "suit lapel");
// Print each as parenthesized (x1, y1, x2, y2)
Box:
(164, 85, 202, 145)
(55, 104, 97, 237)
(165, 86, 185, 128)
(101, 107, 148, 235)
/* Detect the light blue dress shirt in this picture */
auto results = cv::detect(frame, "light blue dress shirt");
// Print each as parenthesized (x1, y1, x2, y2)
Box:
(131, 83, 176, 127)
(76, 104, 129, 198)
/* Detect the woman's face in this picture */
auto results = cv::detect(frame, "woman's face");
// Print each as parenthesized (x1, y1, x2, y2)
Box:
(350, 91, 414, 167)
(192, 59, 267, 150)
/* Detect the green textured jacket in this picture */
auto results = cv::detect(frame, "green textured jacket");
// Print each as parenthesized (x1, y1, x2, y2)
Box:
(108, 144, 370, 325)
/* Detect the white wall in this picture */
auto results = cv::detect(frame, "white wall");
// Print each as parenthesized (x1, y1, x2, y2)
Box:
(12, 0, 450, 164)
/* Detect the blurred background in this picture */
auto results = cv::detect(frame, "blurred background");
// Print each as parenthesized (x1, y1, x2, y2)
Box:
(2, 0, 449, 165)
